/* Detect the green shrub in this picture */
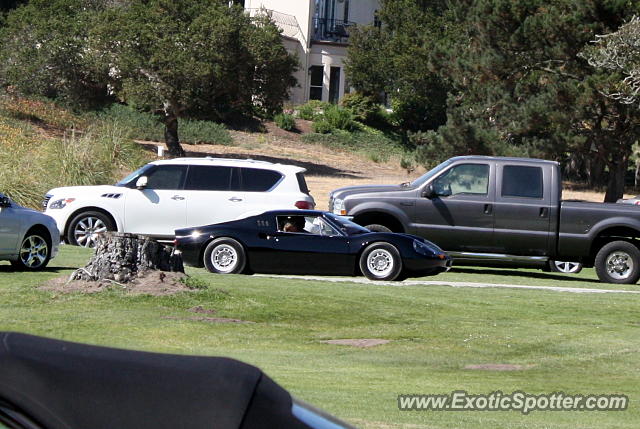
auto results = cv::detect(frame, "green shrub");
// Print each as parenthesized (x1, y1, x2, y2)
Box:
(312, 120, 333, 134)
(273, 113, 296, 131)
(318, 105, 355, 131)
(180, 119, 232, 145)
(297, 104, 315, 120)
(296, 100, 330, 120)
(93, 104, 232, 145)
(302, 127, 405, 163)
(340, 92, 380, 123)
(94, 104, 164, 141)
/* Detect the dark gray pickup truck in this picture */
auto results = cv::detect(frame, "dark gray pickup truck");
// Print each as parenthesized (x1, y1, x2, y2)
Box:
(329, 156, 640, 284)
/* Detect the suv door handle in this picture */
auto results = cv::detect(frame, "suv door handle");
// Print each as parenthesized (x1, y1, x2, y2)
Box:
(229, 197, 243, 202)
(171, 195, 185, 200)
(484, 204, 493, 215)
(539, 207, 549, 217)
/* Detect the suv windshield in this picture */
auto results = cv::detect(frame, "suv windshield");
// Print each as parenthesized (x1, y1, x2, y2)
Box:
(115, 164, 153, 187)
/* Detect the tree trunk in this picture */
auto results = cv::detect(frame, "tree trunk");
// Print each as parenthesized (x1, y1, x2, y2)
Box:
(164, 104, 185, 158)
(70, 233, 183, 283)
(604, 158, 627, 203)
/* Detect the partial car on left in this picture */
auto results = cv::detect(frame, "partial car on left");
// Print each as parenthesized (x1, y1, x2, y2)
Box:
(0, 193, 59, 270)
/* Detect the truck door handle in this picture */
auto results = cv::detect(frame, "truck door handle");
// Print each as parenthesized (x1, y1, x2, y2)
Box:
(171, 195, 185, 200)
(484, 204, 493, 215)
(539, 207, 548, 217)
(228, 197, 243, 202)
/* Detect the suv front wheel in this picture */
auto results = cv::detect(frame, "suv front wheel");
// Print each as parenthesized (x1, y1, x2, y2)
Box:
(67, 211, 115, 248)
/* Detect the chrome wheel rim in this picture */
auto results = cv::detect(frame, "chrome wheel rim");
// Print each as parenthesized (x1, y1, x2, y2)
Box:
(553, 261, 581, 273)
(367, 249, 394, 277)
(19, 235, 48, 268)
(74, 216, 107, 248)
(605, 251, 634, 280)
(211, 244, 237, 273)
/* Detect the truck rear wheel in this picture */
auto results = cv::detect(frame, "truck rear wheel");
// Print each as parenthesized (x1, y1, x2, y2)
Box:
(594, 241, 640, 284)
(548, 260, 583, 274)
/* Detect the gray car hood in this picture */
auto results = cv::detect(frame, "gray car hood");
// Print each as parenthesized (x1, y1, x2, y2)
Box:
(330, 184, 409, 199)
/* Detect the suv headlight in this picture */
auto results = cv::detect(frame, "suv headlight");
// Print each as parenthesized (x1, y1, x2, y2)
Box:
(49, 198, 75, 209)
(332, 198, 346, 215)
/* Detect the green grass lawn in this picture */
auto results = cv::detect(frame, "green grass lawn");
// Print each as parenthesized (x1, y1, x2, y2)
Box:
(1, 246, 639, 428)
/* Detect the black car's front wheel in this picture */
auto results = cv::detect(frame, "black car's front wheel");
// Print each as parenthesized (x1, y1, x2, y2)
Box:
(359, 242, 403, 281)
(203, 238, 247, 274)
(594, 240, 640, 284)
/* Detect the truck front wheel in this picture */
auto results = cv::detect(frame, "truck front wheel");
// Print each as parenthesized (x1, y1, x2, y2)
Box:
(364, 224, 392, 233)
(594, 241, 640, 284)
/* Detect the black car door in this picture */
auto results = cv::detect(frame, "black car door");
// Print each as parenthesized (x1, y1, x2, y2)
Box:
(257, 215, 351, 275)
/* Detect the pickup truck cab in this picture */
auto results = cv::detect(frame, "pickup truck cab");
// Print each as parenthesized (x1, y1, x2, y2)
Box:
(329, 156, 640, 284)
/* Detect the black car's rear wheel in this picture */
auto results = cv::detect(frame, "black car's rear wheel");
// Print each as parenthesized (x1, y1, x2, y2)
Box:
(359, 242, 402, 281)
(548, 260, 583, 274)
(203, 238, 246, 274)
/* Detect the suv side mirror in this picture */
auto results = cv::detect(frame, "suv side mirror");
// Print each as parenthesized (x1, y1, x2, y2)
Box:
(135, 176, 148, 190)
(422, 184, 436, 199)
(0, 195, 11, 208)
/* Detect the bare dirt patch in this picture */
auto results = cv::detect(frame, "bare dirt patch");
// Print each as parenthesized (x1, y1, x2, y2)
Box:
(40, 271, 192, 296)
(188, 305, 217, 314)
(464, 364, 535, 371)
(162, 316, 254, 324)
(321, 339, 391, 348)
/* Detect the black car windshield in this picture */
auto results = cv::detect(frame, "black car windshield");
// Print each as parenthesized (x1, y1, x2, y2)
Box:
(409, 159, 454, 188)
(326, 213, 370, 235)
(115, 164, 153, 187)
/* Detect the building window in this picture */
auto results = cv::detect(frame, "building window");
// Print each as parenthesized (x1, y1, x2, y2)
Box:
(329, 66, 341, 104)
(344, 0, 349, 21)
(309, 66, 323, 101)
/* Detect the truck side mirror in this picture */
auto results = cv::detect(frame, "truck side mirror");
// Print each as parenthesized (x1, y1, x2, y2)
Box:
(135, 176, 148, 190)
(422, 184, 436, 199)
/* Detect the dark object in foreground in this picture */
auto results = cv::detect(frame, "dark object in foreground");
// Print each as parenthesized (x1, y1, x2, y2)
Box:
(0, 332, 353, 429)
(70, 232, 183, 283)
(175, 210, 450, 281)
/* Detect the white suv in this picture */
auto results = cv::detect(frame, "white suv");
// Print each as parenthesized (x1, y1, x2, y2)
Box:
(44, 158, 315, 247)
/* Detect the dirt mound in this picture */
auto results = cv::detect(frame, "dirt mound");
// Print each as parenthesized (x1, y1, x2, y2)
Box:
(40, 271, 192, 296)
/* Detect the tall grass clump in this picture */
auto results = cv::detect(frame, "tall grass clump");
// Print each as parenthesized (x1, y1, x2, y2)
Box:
(273, 113, 296, 131)
(44, 122, 147, 188)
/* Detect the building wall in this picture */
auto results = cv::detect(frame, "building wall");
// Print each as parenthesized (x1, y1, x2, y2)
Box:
(244, 0, 312, 48)
(245, 0, 380, 105)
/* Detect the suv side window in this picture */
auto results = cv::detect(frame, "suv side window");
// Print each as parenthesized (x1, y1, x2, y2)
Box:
(185, 166, 233, 191)
(240, 168, 283, 192)
(145, 165, 187, 190)
(433, 164, 489, 196)
(502, 165, 543, 199)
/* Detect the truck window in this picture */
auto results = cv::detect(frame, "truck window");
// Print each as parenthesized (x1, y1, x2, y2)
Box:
(432, 164, 489, 196)
(502, 165, 543, 198)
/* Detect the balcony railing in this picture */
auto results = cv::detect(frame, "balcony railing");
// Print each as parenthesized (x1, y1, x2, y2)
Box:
(312, 18, 355, 44)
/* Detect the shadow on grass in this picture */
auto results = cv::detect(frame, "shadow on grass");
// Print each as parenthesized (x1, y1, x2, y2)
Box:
(451, 267, 597, 284)
(0, 265, 71, 273)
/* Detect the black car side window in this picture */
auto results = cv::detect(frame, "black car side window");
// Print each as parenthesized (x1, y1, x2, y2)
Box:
(145, 166, 187, 190)
(185, 166, 233, 191)
(433, 164, 489, 196)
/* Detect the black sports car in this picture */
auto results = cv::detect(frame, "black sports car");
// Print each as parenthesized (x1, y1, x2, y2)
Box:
(175, 210, 451, 281)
